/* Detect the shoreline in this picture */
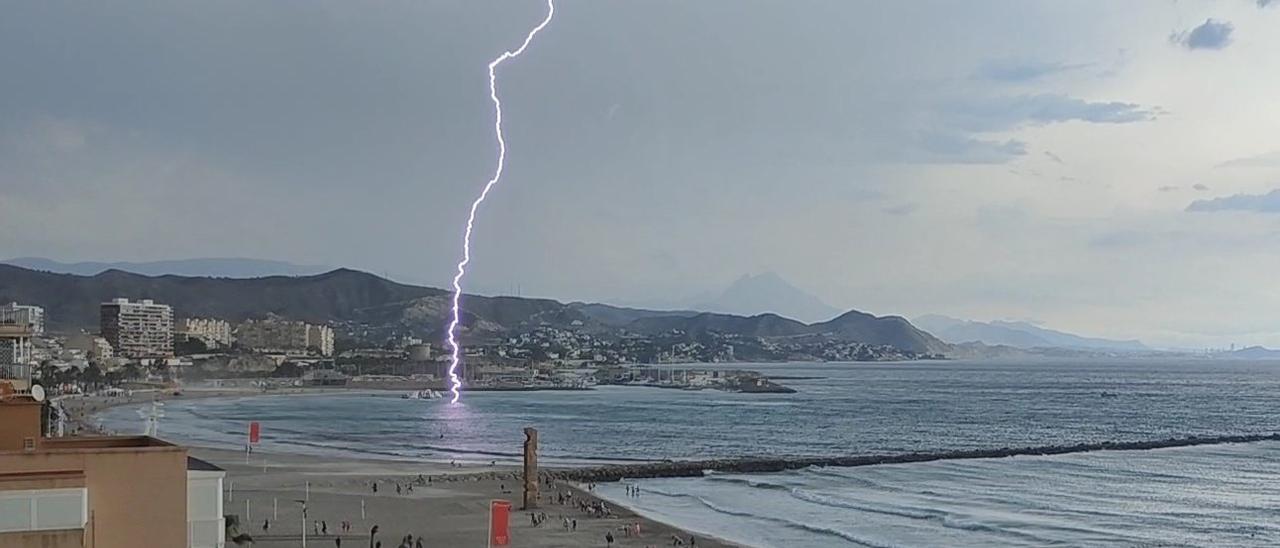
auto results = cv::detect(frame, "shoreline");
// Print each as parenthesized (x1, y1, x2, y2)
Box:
(75, 389, 1280, 477)
(66, 390, 740, 546)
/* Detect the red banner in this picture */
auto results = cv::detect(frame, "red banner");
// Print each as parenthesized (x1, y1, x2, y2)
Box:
(248, 422, 261, 444)
(489, 500, 511, 546)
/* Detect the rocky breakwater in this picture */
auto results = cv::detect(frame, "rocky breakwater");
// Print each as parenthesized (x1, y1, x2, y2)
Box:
(550, 433, 1280, 483)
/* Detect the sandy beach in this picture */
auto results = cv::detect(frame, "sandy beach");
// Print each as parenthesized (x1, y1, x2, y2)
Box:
(195, 447, 735, 548)
(67, 390, 738, 548)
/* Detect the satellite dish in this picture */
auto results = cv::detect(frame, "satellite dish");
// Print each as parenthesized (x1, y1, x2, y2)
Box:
(30, 384, 46, 403)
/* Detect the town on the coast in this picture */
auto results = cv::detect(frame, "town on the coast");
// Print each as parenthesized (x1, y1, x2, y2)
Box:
(1, 295, 923, 398)
(0, 296, 735, 548)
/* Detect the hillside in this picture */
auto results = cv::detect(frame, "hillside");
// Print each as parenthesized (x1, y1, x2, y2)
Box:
(812, 311, 950, 354)
(624, 310, 947, 354)
(0, 264, 947, 354)
(914, 315, 1147, 352)
(0, 265, 442, 329)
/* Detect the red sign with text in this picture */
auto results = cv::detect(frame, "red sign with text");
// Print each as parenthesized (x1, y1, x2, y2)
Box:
(248, 422, 261, 444)
(489, 500, 511, 546)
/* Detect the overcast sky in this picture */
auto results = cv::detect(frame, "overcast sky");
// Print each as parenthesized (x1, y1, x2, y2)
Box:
(2, 1, 1279, 348)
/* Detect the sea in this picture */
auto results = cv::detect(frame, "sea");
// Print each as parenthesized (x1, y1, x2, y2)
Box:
(97, 359, 1280, 546)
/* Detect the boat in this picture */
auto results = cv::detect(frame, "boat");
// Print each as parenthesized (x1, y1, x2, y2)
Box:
(401, 389, 444, 400)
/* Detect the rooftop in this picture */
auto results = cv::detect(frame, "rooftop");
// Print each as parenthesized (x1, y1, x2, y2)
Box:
(187, 456, 224, 472)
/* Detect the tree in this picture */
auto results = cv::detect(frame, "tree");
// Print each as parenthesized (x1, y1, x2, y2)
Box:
(82, 363, 103, 386)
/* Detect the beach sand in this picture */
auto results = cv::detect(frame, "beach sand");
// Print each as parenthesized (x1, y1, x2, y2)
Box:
(66, 390, 738, 548)
(198, 447, 734, 548)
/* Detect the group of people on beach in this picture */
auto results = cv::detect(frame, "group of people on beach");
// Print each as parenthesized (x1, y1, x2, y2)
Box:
(372, 477, 430, 496)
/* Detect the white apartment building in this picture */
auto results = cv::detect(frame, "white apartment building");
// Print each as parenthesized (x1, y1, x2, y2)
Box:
(181, 318, 233, 348)
(0, 302, 44, 335)
(307, 324, 335, 357)
(236, 319, 334, 357)
(100, 298, 174, 358)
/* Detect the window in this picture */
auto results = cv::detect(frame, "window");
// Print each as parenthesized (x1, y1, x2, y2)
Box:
(0, 488, 87, 533)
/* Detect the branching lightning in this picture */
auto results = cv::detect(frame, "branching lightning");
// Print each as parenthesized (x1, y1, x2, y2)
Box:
(446, 0, 556, 404)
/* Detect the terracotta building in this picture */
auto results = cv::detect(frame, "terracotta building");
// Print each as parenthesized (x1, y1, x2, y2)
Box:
(0, 391, 224, 547)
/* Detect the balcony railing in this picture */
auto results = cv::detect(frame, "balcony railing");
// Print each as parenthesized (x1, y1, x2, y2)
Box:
(0, 363, 32, 381)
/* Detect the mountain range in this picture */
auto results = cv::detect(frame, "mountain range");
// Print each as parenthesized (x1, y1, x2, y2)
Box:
(0, 265, 947, 354)
(913, 315, 1147, 352)
(2, 257, 329, 278)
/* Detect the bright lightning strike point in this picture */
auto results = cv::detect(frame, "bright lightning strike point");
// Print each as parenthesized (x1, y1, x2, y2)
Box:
(446, 0, 556, 404)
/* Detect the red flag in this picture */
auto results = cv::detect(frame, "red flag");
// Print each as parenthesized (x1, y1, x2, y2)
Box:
(489, 500, 511, 546)
(248, 422, 261, 444)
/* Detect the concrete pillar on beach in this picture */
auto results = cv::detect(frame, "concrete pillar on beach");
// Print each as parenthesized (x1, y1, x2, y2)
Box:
(522, 427, 538, 509)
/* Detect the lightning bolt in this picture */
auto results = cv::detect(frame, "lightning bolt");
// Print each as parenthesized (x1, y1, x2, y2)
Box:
(446, 0, 556, 404)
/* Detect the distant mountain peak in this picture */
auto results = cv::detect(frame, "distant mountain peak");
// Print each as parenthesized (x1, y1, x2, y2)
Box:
(694, 272, 842, 324)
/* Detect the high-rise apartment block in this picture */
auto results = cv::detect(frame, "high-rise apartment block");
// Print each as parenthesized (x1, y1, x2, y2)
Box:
(180, 318, 233, 348)
(100, 298, 174, 359)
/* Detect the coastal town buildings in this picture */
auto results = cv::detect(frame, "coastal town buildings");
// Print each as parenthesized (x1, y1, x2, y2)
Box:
(308, 323, 335, 357)
(100, 298, 174, 359)
(0, 391, 224, 548)
(0, 302, 45, 335)
(179, 318, 233, 348)
(64, 334, 114, 363)
(236, 318, 333, 357)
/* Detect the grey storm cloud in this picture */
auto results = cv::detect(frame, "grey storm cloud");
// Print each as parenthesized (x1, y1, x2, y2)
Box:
(1171, 19, 1235, 50)
(913, 133, 1027, 164)
(1217, 150, 1280, 168)
(1260, 0, 1277, 7)
(1193, 184, 1211, 192)
(881, 203, 918, 216)
(943, 94, 1156, 133)
(974, 60, 1087, 83)
(1187, 189, 1280, 212)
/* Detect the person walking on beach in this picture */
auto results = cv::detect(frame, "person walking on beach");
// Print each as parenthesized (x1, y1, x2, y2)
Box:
(262, 519, 270, 533)
(606, 531, 615, 547)
(322, 521, 328, 535)
(415, 538, 423, 548)
(335, 538, 342, 547)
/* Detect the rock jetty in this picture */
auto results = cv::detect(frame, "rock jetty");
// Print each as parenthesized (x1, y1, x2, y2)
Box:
(550, 433, 1280, 483)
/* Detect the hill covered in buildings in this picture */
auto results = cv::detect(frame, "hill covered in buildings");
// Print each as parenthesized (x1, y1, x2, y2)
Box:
(0, 264, 947, 357)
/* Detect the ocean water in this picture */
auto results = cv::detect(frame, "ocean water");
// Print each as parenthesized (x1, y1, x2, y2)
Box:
(594, 441, 1280, 547)
(97, 359, 1280, 546)
(99, 359, 1280, 464)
